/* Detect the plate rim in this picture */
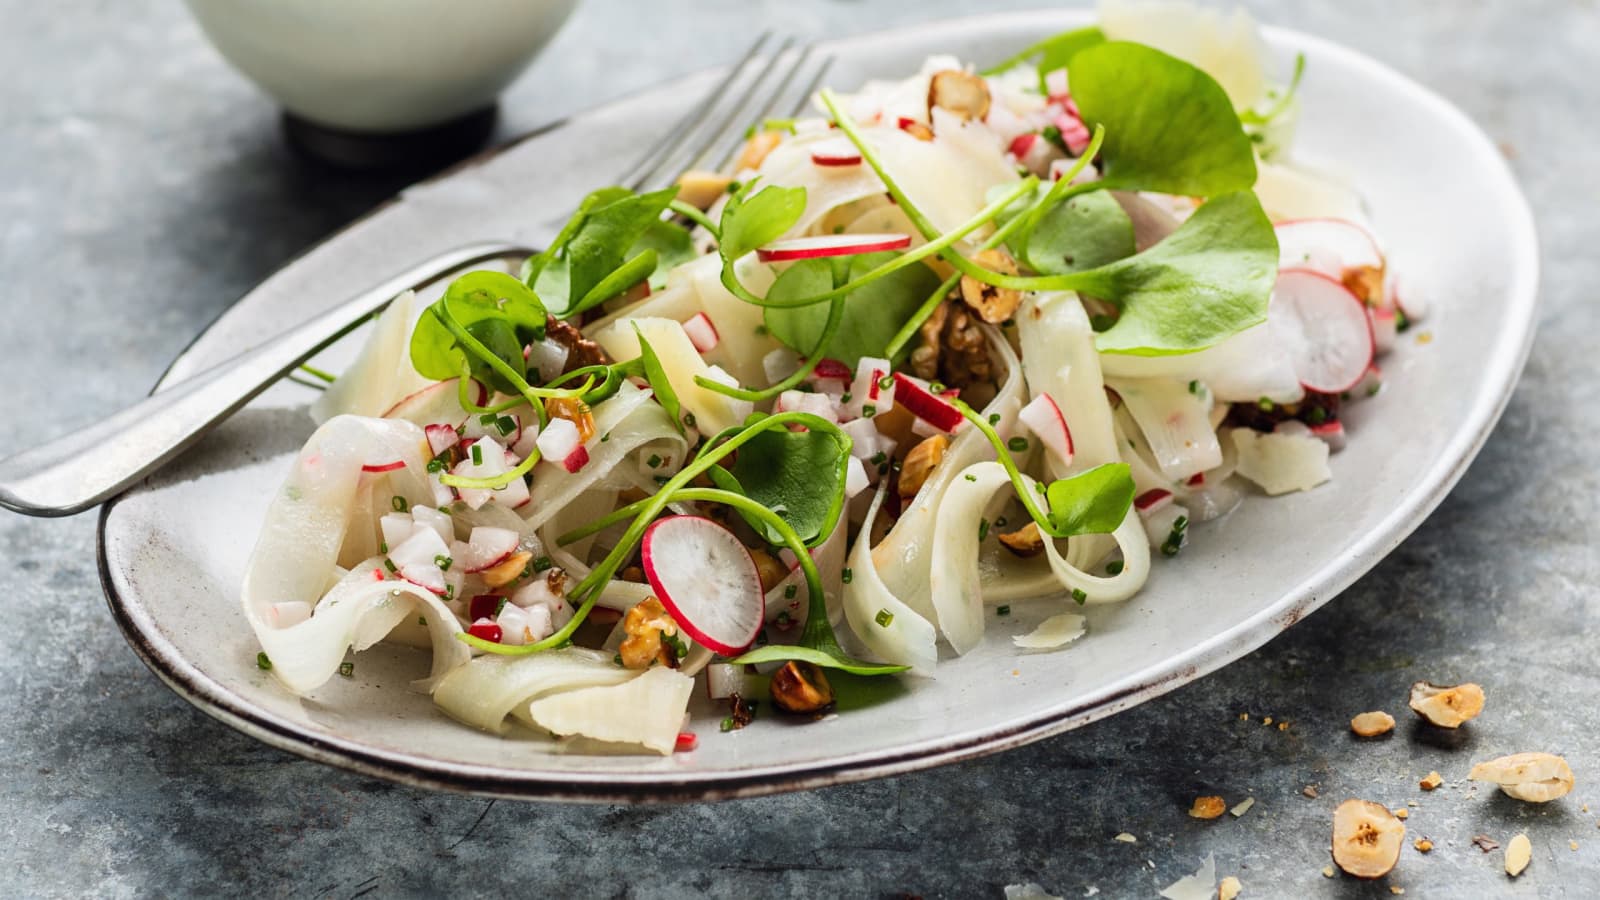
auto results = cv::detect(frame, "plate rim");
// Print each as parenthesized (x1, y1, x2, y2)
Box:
(97, 11, 1541, 803)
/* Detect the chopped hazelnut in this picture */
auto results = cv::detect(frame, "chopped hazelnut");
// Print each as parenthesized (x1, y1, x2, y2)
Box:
(1505, 833, 1532, 877)
(927, 69, 992, 122)
(1350, 710, 1396, 737)
(1408, 681, 1485, 728)
(1188, 795, 1227, 820)
(544, 396, 597, 444)
(1321, 866, 1335, 879)
(959, 249, 1023, 324)
(481, 551, 533, 589)
(748, 548, 788, 594)
(1217, 876, 1241, 900)
(1393, 808, 1409, 820)
(769, 660, 834, 714)
(736, 130, 784, 171)
(1331, 799, 1405, 879)
(998, 521, 1045, 557)
(619, 596, 679, 670)
(619, 565, 646, 583)
(1469, 751, 1575, 802)
(1419, 771, 1443, 791)
(1413, 838, 1433, 853)
(901, 120, 935, 141)
(1342, 265, 1385, 306)
(898, 434, 949, 500)
(675, 169, 734, 210)
(1303, 785, 1320, 799)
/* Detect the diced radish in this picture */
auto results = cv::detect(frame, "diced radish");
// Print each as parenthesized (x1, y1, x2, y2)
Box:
(1272, 269, 1375, 394)
(536, 418, 589, 474)
(812, 357, 852, 381)
(452, 438, 528, 510)
(1134, 489, 1173, 515)
(425, 423, 460, 456)
(384, 377, 487, 427)
(755, 233, 912, 263)
(1008, 132, 1038, 158)
(891, 372, 964, 433)
(1389, 273, 1428, 323)
(1274, 218, 1384, 278)
(426, 470, 455, 507)
(1141, 502, 1190, 550)
(640, 516, 764, 656)
(269, 601, 311, 628)
(674, 732, 699, 753)
(1353, 362, 1384, 399)
(379, 513, 417, 552)
(527, 338, 570, 382)
(467, 618, 503, 643)
(454, 526, 519, 573)
(1187, 472, 1205, 487)
(809, 137, 863, 167)
(1370, 306, 1398, 354)
(840, 417, 893, 463)
(1054, 112, 1091, 155)
(682, 312, 720, 353)
(846, 357, 895, 418)
(361, 459, 406, 474)
(1309, 420, 1348, 451)
(763, 348, 802, 386)
(468, 593, 505, 622)
(390, 527, 450, 595)
(1018, 392, 1074, 465)
(775, 390, 838, 423)
(410, 506, 454, 544)
(705, 663, 747, 700)
(844, 456, 869, 498)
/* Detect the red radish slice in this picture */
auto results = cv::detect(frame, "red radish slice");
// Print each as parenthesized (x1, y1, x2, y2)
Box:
(640, 515, 764, 656)
(361, 459, 406, 474)
(1274, 218, 1383, 278)
(467, 619, 503, 643)
(1272, 269, 1375, 394)
(1370, 305, 1398, 354)
(559, 444, 590, 474)
(812, 358, 852, 382)
(891, 372, 964, 433)
(755, 233, 912, 262)
(384, 378, 487, 426)
(674, 732, 699, 752)
(682, 312, 720, 353)
(536, 417, 589, 473)
(1135, 488, 1174, 514)
(1018, 392, 1074, 465)
(455, 526, 519, 573)
(809, 137, 863, 167)
(425, 423, 460, 456)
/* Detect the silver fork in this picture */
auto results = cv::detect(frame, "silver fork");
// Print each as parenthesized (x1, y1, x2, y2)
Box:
(0, 38, 835, 517)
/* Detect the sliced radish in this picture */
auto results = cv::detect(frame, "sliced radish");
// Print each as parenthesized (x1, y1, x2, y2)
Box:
(268, 601, 311, 628)
(1272, 268, 1375, 394)
(1309, 420, 1348, 452)
(1353, 362, 1384, 399)
(1370, 306, 1398, 354)
(891, 372, 964, 433)
(1134, 489, 1174, 515)
(705, 662, 747, 700)
(536, 417, 589, 473)
(1018, 392, 1074, 465)
(682, 312, 720, 353)
(384, 377, 487, 427)
(1007, 132, 1037, 158)
(755, 233, 912, 263)
(640, 516, 764, 656)
(361, 459, 406, 474)
(1274, 218, 1383, 278)
(809, 137, 863, 167)
(453, 526, 519, 573)
(425, 423, 460, 456)
(1054, 112, 1091, 155)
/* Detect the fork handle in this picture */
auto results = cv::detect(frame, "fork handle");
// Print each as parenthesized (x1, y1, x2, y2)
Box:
(0, 241, 532, 517)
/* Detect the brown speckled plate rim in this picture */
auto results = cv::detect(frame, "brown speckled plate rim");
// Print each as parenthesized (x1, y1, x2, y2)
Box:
(97, 15, 1540, 803)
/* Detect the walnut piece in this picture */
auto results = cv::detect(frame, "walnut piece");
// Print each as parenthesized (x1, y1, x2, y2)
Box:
(481, 550, 533, 589)
(1469, 752, 1575, 803)
(998, 521, 1045, 558)
(1408, 681, 1485, 728)
(1188, 795, 1226, 820)
(545, 396, 597, 444)
(1331, 799, 1405, 880)
(675, 169, 733, 210)
(898, 434, 950, 500)
(959, 249, 1023, 324)
(927, 69, 992, 122)
(736, 130, 784, 171)
(1350, 710, 1396, 737)
(619, 596, 679, 670)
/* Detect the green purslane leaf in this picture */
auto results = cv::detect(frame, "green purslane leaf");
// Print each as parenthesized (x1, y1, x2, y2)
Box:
(1078, 191, 1278, 356)
(527, 186, 685, 317)
(409, 271, 547, 394)
(982, 25, 1106, 88)
(634, 218, 697, 289)
(1044, 463, 1137, 536)
(1068, 41, 1257, 196)
(763, 252, 942, 368)
(718, 180, 807, 273)
(707, 423, 850, 547)
(1022, 189, 1136, 275)
(630, 327, 684, 435)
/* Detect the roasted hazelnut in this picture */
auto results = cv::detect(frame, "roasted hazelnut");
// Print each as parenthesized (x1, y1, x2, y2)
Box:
(1350, 710, 1396, 737)
(480, 551, 533, 589)
(748, 548, 788, 594)
(769, 660, 834, 714)
(900, 120, 935, 141)
(898, 434, 949, 500)
(1188, 795, 1226, 820)
(736, 130, 784, 171)
(1342, 265, 1385, 306)
(675, 169, 734, 210)
(1331, 799, 1405, 879)
(1408, 681, 1484, 728)
(958, 249, 1023, 324)
(998, 521, 1045, 558)
(1469, 752, 1575, 803)
(927, 69, 991, 122)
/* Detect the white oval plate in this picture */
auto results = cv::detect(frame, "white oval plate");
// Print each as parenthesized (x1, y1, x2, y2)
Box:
(99, 11, 1537, 802)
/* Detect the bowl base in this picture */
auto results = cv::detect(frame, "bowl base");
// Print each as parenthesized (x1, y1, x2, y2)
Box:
(282, 106, 499, 171)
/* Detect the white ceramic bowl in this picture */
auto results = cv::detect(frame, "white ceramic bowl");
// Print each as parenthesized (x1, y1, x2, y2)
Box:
(183, 0, 580, 133)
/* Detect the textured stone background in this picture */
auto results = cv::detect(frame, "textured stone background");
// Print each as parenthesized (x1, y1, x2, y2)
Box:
(1, 0, 1594, 896)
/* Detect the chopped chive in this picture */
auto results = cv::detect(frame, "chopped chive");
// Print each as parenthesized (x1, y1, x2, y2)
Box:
(379, 541, 388, 554)
(425, 457, 446, 474)
(417, 616, 426, 626)
(391, 496, 408, 512)
(878, 375, 895, 391)
(496, 415, 516, 436)
(862, 404, 876, 418)
(533, 555, 554, 573)
(988, 413, 1001, 426)
(479, 413, 497, 426)
(754, 324, 769, 336)
(470, 443, 483, 466)
(964, 473, 977, 482)
(256, 652, 272, 671)
(978, 518, 990, 541)
(383, 558, 398, 574)
(784, 583, 797, 600)
(613, 653, 625, 667)
(1106, 560, 1124, 575)
(930, 382, 946, 393)
(1007, 436, 1030, 452)
(997, 605, 1011, 617)
(720, 717, 736, 732)
(874, 608, 894, 628)
(841, 393, 853, 404)
(1188, 379, 1200, 395)
(434, 554, 453, 571)
(1307, 406, 1328, 425)
(683, 412, 697, 428)
(1257, 397, 1274, 412)
(338, 661, 354, 678)
(842, 567, 854, 584)
(647, 453, 663, 468)
(1071, 588, 1087, 605)
(870, 451, 888, 466)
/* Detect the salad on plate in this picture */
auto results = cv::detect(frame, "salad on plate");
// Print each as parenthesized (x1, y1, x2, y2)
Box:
(242, 1, 1424, 756)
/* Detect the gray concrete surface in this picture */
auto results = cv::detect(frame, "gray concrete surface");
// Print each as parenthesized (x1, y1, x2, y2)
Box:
(1, 0, 1595, 896)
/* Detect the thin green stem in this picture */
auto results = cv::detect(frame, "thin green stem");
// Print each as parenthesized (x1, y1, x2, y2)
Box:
(433, 306, 591, 410)
(951, 399, 1061, 537)
(669, 200, 719, 238)
(693, 295, 845, 402)
(298, 363, 337, 383)
(439, 443, 542, 490)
